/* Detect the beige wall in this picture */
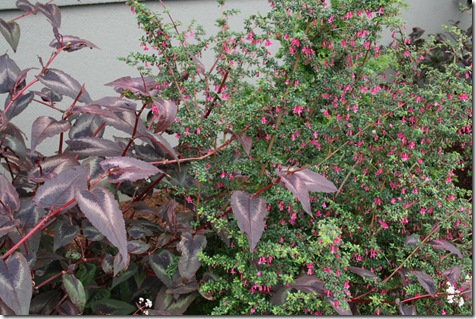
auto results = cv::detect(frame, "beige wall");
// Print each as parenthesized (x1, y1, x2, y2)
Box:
(0, 0, 471, 154)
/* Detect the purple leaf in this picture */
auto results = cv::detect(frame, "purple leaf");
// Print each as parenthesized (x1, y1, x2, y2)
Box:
(5, 91, 34, 120)
(442, 266, 461, 286)
(75, 186, 129, 275)
(0, 215, 20, 237)
(90, 298, 135, 315)
(226, 129, 252, 155)
(166, 281, 199, 294)
(105, 76, 157, 96)
(69, 114, 105, 139)
(269, 287, 291, 305)
(127, 240, 150, 254)
(104, 110, 144, 135)
(410, 270, 435, 297)
(38, 87, 63, 102)
(28, 154, 79, 183)
(100, 156, 162, 183)
(33, 165, 87, 211)
(66, 137, 124, 157)
(53, 219, 79, 251)
(325, 297, 352, 315)
(348, 266, 378, 281)
(291, 166, 338, 193)
(14, 198, 46, 232)
(279, 171, 312, 215)
(30, 116, 71, 152)
(0, 174, 20, 214)
(404, 234, 418, 247)
(151, 99, 177, 133)
(140, 131, 178, 161)
(177, 232, 207, 281)
(0, 53, 21, 94)
(62, 273, 86, 313)
(0, 19, 20, 53)
(38, 68, 92, 104)
(16, 0, 36, 13)
(230, 190, 267, 252)
(278, 166, 337, 216)
(430, 239, 462, 258)
(49, 35, 99, 52)
(460, 279, 472, 298)
(57, 300, 80, 316)
(87, 96, 136, 111)
(0, 252, 32, 315)
(36, 3, 61, 28)
(289, 275, 326, 296)
(399, 303, 416, 315)
(149, 250, 180, 287)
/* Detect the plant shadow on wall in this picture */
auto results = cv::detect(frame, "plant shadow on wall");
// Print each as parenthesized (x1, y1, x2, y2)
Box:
(0, 0, 472, 315)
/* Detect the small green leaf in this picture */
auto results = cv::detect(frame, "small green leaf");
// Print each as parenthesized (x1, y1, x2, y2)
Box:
(0, 19, 20, 52)
(62, 273, 86, 313)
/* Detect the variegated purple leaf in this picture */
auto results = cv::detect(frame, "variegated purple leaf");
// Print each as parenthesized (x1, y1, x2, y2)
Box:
(230, 190, 267, 252)
(104, 110, 145, 135)
(152, 99, 177, 133)
(289, 275, 326, 296)
(69, 114, 105, 139)
(37, 87, 63, 102)
(36, 3, 61, 28)
(127, 240, 150, 255)
(279, 171, 312, 215)
(38, 68, 92, 103)
(0, 174, 20, 214)
(0, 53, 21, 94)
(66, 137, 123, 157)
(0, 19, 20, 53)
(100, 156, 162, 183)
(278, 166, 337, 216)
(62, 273, 86, 313)
(149, 250, 181, 288)
(49, 35, 99, 52)
(28, 154, 79, 183)
(87, 97, 136, 112)
(53, 219, 79, 251)
(410, 270, 435, 297)
(140, 131, 177, 161)
(33, 165, 87, 210)
(0, 252, 32, 315)
(177, 232, 207, 281)
(16, 0, 36, 13)
(269, 286, 292, 306)
(442, 266, 461, 286)
(105, 76, 157, 95)
(14, 198, 46, 232)
(30, 116, 71, 153)
(399, 303, 416, 316)
(166, 281, 199, 295)
(75, 186, 129, 275)
(5, 91, 33, 120)
(430, 239, 462, 258)
(0, 215, 20, 237)
(348, 266, 378, 281)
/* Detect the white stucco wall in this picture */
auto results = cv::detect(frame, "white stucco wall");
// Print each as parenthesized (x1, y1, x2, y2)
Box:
(0, 0, 471, 155)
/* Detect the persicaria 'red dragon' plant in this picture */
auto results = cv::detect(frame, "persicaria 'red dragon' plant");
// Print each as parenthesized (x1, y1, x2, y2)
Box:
(0, 0, 472, 315)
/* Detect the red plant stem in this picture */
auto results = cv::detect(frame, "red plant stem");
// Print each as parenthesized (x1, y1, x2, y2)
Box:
(11, 0, 55, 22)
(2, 198, 76, 261)
(35, 270, 67, 290)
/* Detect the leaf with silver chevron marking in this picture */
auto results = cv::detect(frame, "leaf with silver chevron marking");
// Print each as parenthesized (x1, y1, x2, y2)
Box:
(75, 186, 129, 275)
(0, 252, 32, 315)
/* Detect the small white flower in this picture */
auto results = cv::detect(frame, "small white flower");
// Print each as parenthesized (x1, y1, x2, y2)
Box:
(144, 310, 149, 315)
(457, 297, 464, 307)
(145, 298, 153, 308)
(138, 297, 144, 304)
